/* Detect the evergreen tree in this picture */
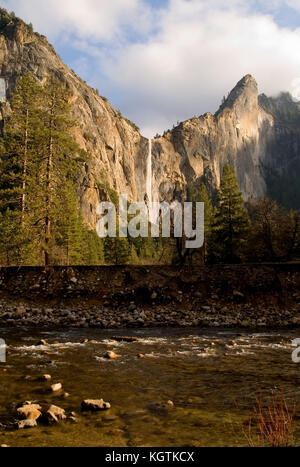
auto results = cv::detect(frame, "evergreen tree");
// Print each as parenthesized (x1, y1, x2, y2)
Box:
(174, 182, 214, 265)
(82, 229, 104, 265)
(53, 182, 85, 265)
(32, 74, 84, 266)
(212, 164, 249, 263)
(0, 73, 42, 263)
(104, 236, 131, 265)
(0, 210, 22, 265)
(196, 183, 214, 262)
(0, 73, 41, 215)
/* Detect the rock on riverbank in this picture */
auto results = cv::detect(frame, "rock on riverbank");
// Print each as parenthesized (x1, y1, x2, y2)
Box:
(0, 265, 300, 329)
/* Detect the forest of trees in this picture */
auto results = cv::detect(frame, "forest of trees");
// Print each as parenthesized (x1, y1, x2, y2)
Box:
(0, 72, 299, 267)
(0, 73, 104, 266)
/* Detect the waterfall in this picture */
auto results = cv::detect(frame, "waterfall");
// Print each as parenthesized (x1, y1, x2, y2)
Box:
(146, 138, 153, 222)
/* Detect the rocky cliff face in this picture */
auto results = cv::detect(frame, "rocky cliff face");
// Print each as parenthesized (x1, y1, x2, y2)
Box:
(152, 76, 300, 208)
(1, 8, 300, 224)
(0, 10, 149, 227)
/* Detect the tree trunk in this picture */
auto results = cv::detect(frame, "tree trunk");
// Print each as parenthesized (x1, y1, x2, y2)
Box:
(21, 108, 29, 228)
(45, 108, 54, 267)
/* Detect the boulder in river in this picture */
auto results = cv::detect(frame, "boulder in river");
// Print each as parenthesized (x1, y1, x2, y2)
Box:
(45, 405, 66, 424)
(81, 399, 111, 412)
(17, 404, 42, 421)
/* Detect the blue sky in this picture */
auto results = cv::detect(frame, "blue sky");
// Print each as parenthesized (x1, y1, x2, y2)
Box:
(1, 0, 300, 136)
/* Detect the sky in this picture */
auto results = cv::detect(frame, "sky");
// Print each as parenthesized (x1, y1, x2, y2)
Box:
(1, 0, 300, 137)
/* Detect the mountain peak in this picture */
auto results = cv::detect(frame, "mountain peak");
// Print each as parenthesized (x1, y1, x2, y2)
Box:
(216, 74, 258, 115)
(0, 7, 36, 41)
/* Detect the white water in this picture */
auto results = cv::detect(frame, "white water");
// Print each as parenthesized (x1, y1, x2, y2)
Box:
(146, 138, 153, 222)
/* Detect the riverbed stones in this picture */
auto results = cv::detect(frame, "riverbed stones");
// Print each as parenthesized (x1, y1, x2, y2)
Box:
(1, 266, 300, 329)
(81, 399, 111, 411)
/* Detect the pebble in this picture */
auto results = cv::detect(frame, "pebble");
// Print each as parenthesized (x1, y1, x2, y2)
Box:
(105, 351, 119, 360)
(42, 374, 51, 381)
(51, 383, 62, 392)
(81, 399, 111, 411)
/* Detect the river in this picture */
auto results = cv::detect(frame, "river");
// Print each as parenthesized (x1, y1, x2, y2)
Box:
(0, 327, 300, 447)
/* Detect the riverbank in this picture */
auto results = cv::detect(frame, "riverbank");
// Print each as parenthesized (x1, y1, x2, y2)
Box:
(0, 264, 300, 328)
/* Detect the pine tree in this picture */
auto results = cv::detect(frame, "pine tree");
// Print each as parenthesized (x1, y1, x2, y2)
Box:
(0, 73, 41, 215)
(53, 181, 85, 265)
(104, 236, 131, 265)
(196, 183, 214, 262)
(212, 164, 249, 263)
(32, 74, 84, 266)
(0, 210, 20, 265)
(0, 73, 42, 263)
(82, 229, 104, 265)
(0, 72, 90, 266)
(174, 182, 214, 265)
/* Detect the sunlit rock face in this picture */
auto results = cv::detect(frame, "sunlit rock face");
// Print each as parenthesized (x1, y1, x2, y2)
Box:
(152, 75, 272, 204)
(0, 11, 149, 228)
(152, 76, 300, 208)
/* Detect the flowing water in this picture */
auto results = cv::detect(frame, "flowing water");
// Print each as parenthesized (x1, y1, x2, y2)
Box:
(1, 327, 300, 447)
(146, 138, 153, 223)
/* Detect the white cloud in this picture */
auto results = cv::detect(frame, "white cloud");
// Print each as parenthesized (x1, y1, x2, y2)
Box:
(1, 0, 151, 42)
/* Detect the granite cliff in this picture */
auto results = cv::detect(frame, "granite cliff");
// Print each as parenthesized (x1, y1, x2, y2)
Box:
(0, 8, 300, 229)
(152, 75, 300, 208)
(0, 9, 149, 228)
